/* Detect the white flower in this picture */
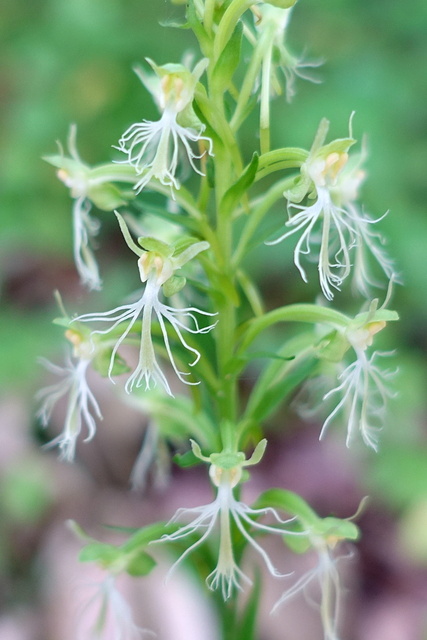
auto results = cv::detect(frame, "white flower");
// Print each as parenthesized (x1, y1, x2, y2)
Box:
(254, 5, 322, 103)
(78, 575, 153, 640)
(55, 126, 103, 290)
(268, 119, 395, 300)
(159, 445, 300, 601)
(334, 163, 397, 297)
(273, 534, 350, 640)
(320, 301, 397, 450)
(75, 215, 216, 397)
(36, 346, 102, 462)
(45, 126, 127, 290)
(320, 346, 396, 452)
(295, 297, 398, 449)
(114, 59, 213, 194)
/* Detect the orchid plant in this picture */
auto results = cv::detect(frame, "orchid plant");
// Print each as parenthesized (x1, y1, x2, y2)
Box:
(38, 1, 399, 638)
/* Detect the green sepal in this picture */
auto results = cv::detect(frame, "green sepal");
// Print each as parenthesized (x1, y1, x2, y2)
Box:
(210, 451, 245, 469)
(92, 348, 130, 377)
(354, 309, 399, 325)
(79, 542, 121, 565)
(162, 275, 186, 297)
(317, 516, 359, 542)
(137, 236, 174, 257)
(177, 102, 206, 130)
(320, 137, 356, 157)
(221, 153, 259, 216)
(212, 21, 243, 89)
(43, 154, 84, 172)
(316, 330, 351, 363)
(173, 236, 204, 257)
(284, 175, 312, 204)
(254, 488, 360, 552)
(52, 317, 73, 329)
(88, 183, 129, 211)
(173, 449, 203, 468)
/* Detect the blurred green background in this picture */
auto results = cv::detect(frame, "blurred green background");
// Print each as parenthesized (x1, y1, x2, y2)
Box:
(1, 0, 427, 637)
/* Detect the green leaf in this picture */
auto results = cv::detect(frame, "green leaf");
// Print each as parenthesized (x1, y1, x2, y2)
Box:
(212, 21, 243, 90)
(220, 153, 259, 217)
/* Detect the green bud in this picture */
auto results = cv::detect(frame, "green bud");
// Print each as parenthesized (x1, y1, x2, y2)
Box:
(316, 329, 351, 363)
(162, 275, 187, 297)
(88, 183, 128, 211)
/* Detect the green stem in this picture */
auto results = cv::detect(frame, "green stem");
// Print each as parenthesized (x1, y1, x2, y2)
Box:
(260, 41, 274, 154)
(232, 176, 296, 267)
(214, 0, 252, 61)
(230, 25, 272, 131)
(237, 304, 350, 356)
(204, 0, 216, 34)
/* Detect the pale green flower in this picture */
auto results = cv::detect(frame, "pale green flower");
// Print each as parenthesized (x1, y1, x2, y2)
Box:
(159, 441, 301, 600)
(36, 329, 102, 462)
(45, 126, 127, 290)
(274, 531, 352, 640)
(75, 215, 216, 397)
(254, 5, 322, 103)
(78, 575, 153, 640)
(268, 118, 395, 299)
(114, 59, 213, 194)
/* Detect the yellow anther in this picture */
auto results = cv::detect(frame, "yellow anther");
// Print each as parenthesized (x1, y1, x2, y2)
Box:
(323, 152, 348, 182)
